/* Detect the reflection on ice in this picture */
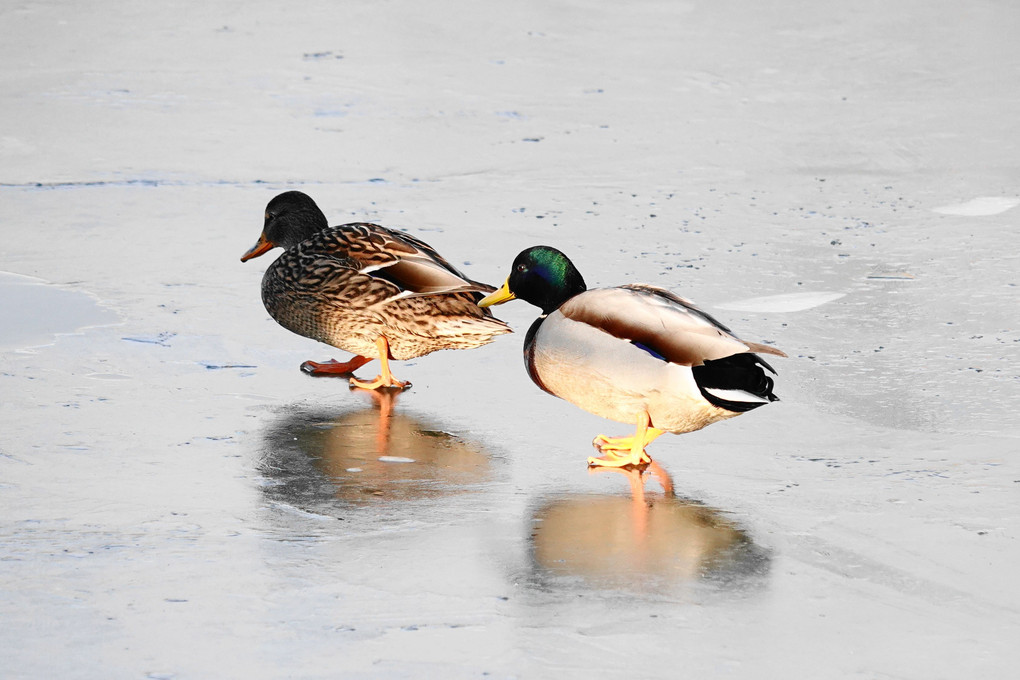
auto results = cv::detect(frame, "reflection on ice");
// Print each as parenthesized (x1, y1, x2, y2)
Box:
(256, 390, 492, 516)
(528, 464, 769, 592)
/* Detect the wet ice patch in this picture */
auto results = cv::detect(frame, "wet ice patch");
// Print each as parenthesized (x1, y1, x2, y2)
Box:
(715, 291, 845, 312)
(378, 456, 416, 463)
(0, 271, 119, 349)
(867, 265, 915, 280)
(931, 197, 1020, 216)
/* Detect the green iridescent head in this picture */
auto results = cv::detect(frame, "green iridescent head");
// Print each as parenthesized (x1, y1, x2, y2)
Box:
(480, 246, 587, 314)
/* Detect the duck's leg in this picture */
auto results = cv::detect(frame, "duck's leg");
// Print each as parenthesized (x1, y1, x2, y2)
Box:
(349, 336, 411, 390)
(351, 386, 398, 451)
(300, 355, 373, 376)
(587, 411, 663, 468)
(645, 460, 675, 497)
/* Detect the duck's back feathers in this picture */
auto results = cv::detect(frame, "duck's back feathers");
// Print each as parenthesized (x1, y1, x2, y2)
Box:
(558, 285, 785, 368)
(303, 223, 495, 298)
(620, 284, 734, 333)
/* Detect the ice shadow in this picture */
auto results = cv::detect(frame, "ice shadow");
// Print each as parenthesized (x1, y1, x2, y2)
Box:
(256, 390, 493, 519)
(525, 463, 771, 594)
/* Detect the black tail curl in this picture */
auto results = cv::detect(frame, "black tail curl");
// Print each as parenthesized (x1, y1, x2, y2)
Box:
(692, 353, 780, 413)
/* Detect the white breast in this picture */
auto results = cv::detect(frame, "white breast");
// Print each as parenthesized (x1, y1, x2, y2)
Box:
(531, 311, 731, 432)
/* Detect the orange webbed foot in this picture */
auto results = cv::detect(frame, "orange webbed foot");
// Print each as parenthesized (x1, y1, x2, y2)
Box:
(349, 374, 411, 391)
(346, 337, 410, 391)
(587, 412, 663, 469)
(586, 447, 652, 469)
(301, 356, 373, 376)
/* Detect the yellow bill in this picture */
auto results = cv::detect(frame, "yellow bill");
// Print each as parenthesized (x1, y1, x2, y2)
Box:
(478, 278, 516, 307)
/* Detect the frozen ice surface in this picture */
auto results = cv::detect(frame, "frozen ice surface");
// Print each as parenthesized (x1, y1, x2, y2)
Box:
(2, 1, 1019, 679)
(931, 196, 1020, 216)
(716, 291, 846, 312)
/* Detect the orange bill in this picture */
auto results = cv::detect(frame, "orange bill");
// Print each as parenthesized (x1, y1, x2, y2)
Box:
(240, 233, 274, 262)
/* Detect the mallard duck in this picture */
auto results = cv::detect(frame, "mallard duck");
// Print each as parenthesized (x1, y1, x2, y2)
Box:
(241, 191, 510, 389)
(479, 246, 786, 468)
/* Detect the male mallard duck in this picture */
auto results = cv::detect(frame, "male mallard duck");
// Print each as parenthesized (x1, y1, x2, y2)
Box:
(479, 246, 785, 468)
(241, 191, 510, 389)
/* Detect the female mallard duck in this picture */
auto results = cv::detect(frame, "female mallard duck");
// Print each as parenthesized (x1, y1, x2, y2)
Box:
(479, 246, 786, 468)
(241, 191, 510, 389)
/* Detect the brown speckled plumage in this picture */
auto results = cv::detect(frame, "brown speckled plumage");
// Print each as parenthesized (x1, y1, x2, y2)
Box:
(243, 192, 509, 369)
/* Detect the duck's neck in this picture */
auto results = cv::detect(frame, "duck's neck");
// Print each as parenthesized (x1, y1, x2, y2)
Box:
(288, 206, 329, 245)
(523, 316, 554, 395)
(538, 281, 585, 315)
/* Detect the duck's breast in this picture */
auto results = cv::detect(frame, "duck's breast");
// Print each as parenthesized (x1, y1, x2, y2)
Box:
(529, 309, 730, 431)
(260, 251, 383, 356)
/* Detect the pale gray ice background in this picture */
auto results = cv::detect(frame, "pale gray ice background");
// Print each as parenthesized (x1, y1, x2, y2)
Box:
(2, 1, 1019, 678)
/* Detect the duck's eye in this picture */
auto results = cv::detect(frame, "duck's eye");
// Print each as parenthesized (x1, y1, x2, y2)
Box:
(515, 263, 527, 273)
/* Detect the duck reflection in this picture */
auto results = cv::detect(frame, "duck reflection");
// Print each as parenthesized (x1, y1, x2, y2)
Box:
(528, 463, 770, 590)
(257, 389, 492, 512)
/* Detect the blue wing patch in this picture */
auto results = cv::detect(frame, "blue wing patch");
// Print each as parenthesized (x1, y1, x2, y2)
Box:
(631, 341, 667, 361)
